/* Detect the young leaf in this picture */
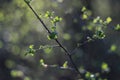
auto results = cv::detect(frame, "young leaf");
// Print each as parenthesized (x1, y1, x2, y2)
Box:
(51, 16, 62, 24)
(47, 32, 58, 40)
(101, 62, 109, 71)
(81, 6, 87, 12)
(110, 44, 117, 52)
(82, 14, 88, 20)
(40, 59, 45, 66)
(44, 11, 54, 18)
(93, 30, 105, 39)
(63, 61, 68, 68)
(106, 17, 112, 24)
(114, 24, 120, 31)
(85, 72, 91, 78)
(25, 45, 36, 56)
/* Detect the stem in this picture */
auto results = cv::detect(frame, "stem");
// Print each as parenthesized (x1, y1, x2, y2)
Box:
(25, 2, 81, 76)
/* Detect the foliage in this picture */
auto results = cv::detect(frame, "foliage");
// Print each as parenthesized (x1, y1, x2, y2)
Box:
(114, 24, 120, 31)
(0, 0, 120, 80)
(23, 1, 120, 79)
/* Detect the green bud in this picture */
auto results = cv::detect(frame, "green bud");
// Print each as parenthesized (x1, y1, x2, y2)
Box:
(93, 30, 105, 39)
(62, 61, 68, 68)
(51, 16, 62, 24)
(25, 45, 36, 56)
(115, 24, 120, 31)
(47, 32, 58, 40)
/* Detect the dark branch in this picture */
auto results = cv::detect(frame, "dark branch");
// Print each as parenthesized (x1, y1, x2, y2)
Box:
(25, 2, 82, 77)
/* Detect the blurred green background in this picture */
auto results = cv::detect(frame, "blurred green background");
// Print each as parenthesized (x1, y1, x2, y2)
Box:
(0, 0, 120, 80)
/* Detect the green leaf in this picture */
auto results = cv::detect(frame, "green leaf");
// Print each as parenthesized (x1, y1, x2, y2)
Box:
(44, 11, 54, 18)
(101, 62, 108, 70)
(63, 61, 68, 68)
(85, 72, 91, 78)
(82, 14, 88, 20)
(51, 16, 62, 24)
(47, 32, 58, 40)
(81, 6, 87, 12)
(110, 44, 117, 52)
(106, 17, 112, 24)
(51, 26, 56, 32)
(114, 24, 120, 31)
(93, 30, 105, 39)
(40, 59, 45, 66)
(93, 16, 100, 23)
(29, 45, 34, 49)
(25, 45, 36, 56)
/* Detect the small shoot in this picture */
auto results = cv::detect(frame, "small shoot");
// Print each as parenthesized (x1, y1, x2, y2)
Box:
(110, 44, 117, 52)
(93, 30, 105, 39)
(62, 61, 68, 68)
(81, 6, 92, 20)
(85, 72, 91, 79)
(47, 32, 58, 40)
(106, 17, 112, 24)
(25, 45, 36, 56)
(93, 16, 101, 23)
(40, 59, 48, 68)
(81, 6, 87, 12)
(44, 11, 54, 18)
(101, 62, 110, 72)
(82, 14, 88, 20)
(51, 16, 62, 24)
(114, 24, 120, 31)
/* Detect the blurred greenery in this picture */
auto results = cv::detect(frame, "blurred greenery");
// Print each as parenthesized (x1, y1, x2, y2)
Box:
(0, 0, 120, 80)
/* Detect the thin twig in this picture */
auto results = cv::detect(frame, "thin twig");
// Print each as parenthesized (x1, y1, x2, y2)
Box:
(25, 2, 81, 77)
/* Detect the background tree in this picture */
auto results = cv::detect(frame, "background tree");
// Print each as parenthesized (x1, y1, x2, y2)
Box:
(0, 0, 120, 80)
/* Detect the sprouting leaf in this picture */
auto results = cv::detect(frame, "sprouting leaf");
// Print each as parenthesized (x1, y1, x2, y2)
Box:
(82, 14, 88, 20)
(114, 24, 120, 31)
(93, 16, 100, 23)
(51, 16, 62, 24)
(85, 72, 91, 78)
(40, 59, 48, 68)
(29, 45, 34, 49)
(106, 17, 112, 24)
(47, 32, 57, 40)
(110, 44, 117, 52)
(51, 26, 56, 32)
(62, 61, 68, 68)
(101, 62, 108, 71)
(40, 59, 45, 66)
(25, 45, 36, 56)
(44, 11, 54, 18)
(81, 6, 87, 12)
(24, 0, 32, 4)
(93, 30, 105, 39)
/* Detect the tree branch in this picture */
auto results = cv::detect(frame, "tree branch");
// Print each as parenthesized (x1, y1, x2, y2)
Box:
(25, 2, 82, 77)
